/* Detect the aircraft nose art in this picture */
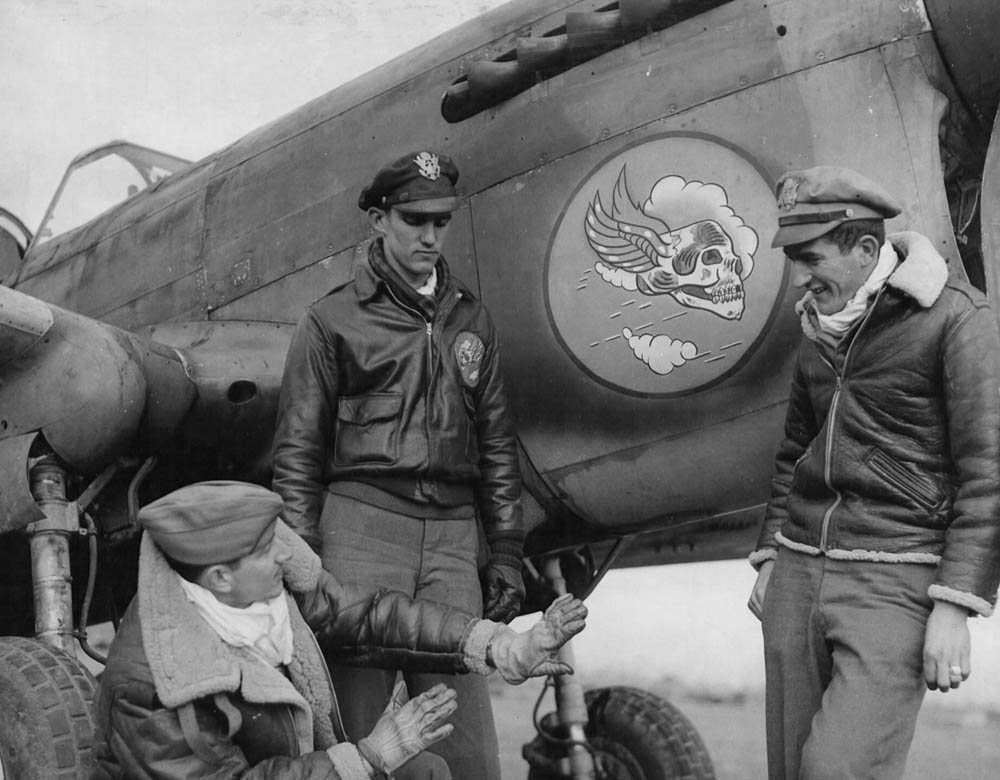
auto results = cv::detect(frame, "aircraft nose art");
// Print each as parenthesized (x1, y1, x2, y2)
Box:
(546, 134, 784, 397)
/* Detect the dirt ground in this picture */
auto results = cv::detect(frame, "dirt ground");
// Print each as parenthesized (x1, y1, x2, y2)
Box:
(491, 676, 1000, 780)
(82, 625, 1000, 778)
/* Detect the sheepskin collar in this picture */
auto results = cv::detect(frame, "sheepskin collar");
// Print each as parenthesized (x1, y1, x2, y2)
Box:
(137, 533, 337, 751)
(796, 231, 949, 341)
(881, 232, 950, 307)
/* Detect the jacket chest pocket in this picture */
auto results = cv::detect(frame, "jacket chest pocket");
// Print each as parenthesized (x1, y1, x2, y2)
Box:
(334, 393, 402, 466)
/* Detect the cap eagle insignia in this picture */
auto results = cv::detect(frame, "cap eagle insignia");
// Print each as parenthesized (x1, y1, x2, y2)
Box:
(413, 152, 441, 181)
(776, 176, 801, 211)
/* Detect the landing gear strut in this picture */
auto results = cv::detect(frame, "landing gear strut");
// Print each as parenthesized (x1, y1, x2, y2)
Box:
(28, 456, 77, 653)
(523, 552, 716, 780)
(0, 456, 98, 779)
(539, 556, 597, 779)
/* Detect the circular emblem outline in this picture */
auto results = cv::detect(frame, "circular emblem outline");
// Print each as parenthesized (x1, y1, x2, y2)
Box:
(543, 131, 788, 399)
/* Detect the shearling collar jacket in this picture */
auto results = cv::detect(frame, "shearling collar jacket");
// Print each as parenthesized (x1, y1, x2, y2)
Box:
(752, 233, 1000, 616)
(92, 533, 350, 779)
(272, 239, 522, 551)
(93, 530, 488, 779)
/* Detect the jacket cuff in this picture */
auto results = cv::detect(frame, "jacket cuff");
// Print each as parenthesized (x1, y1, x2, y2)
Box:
(928, 584, 994, 618)
(326, 743, 373, 780)
(275, 518, 322, 592)
(487, 526, 525, 544)
(749, 548, 777, 570)
(462, 619, 497, 676)
(488, 535, 524, 565)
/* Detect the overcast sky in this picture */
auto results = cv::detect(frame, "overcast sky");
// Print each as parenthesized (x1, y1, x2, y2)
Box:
(5, 0, 1000, 714)
(1, 0, 505, 232)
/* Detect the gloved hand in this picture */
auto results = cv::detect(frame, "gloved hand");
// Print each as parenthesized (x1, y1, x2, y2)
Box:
(482, 536, 525, 623)
(489, 593, 588, 684)
(357, 683, 457, 775)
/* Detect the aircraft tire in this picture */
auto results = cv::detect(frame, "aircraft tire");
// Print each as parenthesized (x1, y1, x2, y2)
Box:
(0, 637, 98, 780)
(526, 685, 716, 780)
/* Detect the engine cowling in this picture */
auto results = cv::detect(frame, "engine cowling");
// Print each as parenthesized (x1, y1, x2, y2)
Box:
(0, 285, 195, 530)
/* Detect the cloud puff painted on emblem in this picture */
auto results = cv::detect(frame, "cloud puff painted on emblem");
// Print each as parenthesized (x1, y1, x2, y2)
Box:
(622, 327, 698, 375)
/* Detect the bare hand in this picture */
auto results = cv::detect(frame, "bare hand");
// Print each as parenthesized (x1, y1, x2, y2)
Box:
(923, 600, 971, 692)
(747, 560, 774, 621)
(359, 683, 457, 773)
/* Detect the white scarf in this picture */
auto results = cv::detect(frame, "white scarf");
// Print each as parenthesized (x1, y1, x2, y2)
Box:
(805, 241, 899, 334)
(416, 266, 438, 296)
(178, 575, 294, 667)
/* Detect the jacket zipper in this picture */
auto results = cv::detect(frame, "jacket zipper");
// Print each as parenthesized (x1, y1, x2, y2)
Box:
(817, 288, 884, 550)
(423, 289, 462, 389)
(384, 286, 461, 379)
(384, 285, 433, 380)
(384, 286, 435, 459)
(384, 285, 462, 465)
(425, 291, 462, 445)
(424, 322, 433, 377)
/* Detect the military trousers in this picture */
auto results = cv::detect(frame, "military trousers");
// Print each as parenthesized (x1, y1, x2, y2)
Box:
(320, 491, 500, 780)
(762, 547, 935, 780)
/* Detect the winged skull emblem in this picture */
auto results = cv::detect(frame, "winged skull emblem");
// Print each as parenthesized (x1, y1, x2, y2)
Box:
(584, 168, 747, 320)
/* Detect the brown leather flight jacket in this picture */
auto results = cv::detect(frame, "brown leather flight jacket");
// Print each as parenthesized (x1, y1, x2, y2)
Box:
(93, 534, 479, 780)
(272, 242, 522, 550)
(754, 239, 1000, 615)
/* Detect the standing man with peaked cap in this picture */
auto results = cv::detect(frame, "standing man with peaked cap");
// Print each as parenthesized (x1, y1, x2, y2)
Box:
(93, 481, 586, 780)
(272, 150, 524, 780)
(747, 167, 1000, 780)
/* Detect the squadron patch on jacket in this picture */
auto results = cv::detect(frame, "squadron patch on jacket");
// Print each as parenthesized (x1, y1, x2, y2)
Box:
(454, 332, 485, 387)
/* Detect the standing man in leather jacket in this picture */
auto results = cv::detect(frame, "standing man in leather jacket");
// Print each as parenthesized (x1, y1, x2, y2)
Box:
(747, 167, 1000, 780)
(272, 150, 524, 780)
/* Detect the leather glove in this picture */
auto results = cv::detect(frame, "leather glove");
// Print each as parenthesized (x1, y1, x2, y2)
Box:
(483, 534, 525, 623)
(357, 683, 457, 775)
(489, 593, 588, 684)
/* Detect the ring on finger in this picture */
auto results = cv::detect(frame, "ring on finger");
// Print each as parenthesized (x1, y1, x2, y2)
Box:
(948, 665, 963, 677)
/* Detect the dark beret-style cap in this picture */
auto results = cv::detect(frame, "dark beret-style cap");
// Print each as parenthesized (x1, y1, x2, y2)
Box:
(358, 150, 460, 213)
(138, 481, 283, 566)
(771, 166, 902, 248)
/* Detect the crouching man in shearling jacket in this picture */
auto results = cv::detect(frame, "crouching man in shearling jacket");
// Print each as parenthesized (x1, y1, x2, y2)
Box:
(747, 167, 1000, 780)
(92, 481, 586, 780)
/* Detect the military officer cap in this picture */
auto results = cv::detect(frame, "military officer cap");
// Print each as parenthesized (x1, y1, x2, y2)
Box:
(138, 481, 283, 566)
(771, 166, 902, 248)
(358, 150, 460, 213)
